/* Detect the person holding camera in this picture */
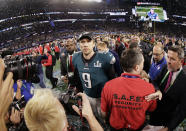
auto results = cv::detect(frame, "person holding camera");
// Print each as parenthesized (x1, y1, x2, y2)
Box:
(0, 59, 28, 131)
(0, 58, 29, 131)
(13, 79, 34, 102)
(24, 89, 103, 131)
(0, 58, 14, 131)
(32, 51, 47, 88)
(5, 79, 30, 131)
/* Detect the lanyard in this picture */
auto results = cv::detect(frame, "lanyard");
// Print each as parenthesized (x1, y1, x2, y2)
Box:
(66, 55, 72, 72)
(160, 70, 181, 92)
(122, 75, 140, 79)
(160, 71, 169, 86)
(22, 82, 35, 95)
(66, 55, 69, 73)
(22, 83, 30, 92)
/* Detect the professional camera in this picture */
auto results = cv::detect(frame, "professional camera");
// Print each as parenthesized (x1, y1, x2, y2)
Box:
(58, 88, 90, 131)
(58, 87, 82, 115)
(7, 96, 29, 131)
(4, 55, 40, 83)
(8, 95, 26, 113)
(12, 96, 26, 111)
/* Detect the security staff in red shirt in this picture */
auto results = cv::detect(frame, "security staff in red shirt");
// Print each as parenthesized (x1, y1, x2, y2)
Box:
(44, 43, 51, 53)
(101, 49, 157, 130)
(39, 45, 43, 55)
(54, 43, 60, 60)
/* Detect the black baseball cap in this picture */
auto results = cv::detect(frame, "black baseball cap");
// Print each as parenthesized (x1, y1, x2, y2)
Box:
(78, 32, 93, 42)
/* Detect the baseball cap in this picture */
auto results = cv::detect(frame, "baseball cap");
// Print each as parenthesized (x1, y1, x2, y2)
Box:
(78, 32, 93, 42)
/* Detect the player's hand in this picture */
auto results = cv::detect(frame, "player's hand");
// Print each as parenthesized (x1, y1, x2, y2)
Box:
(72, 93, 94, 120)
(140, 70, 149, 82)
(0, 59, 14, 118)
(61, 75, 68, 84)
(145, 90, 162, 101)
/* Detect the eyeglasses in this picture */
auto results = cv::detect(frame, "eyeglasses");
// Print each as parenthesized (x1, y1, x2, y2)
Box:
(152, 52, 163, 56)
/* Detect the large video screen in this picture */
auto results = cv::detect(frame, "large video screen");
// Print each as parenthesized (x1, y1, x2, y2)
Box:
(133, 6, 168, 22)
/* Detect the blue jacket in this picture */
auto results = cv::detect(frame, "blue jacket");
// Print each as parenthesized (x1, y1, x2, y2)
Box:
(13, 80, 34, 102)
(36, 55, 47, 74)
(149, 56, 167, 81)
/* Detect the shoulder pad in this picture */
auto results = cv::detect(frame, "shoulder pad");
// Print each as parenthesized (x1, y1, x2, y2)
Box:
(110, 56, 116, 64)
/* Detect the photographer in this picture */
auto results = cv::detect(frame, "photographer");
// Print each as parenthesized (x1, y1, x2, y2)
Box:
(6, 79, 29, 131)
(0, 58, 14, 131)
(24, 89, 103, 131)
(32, 51, 47, 88)
(13, 79, 34, 102)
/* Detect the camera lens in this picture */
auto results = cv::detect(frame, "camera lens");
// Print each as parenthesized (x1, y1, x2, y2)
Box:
(4, 55, 39, 83)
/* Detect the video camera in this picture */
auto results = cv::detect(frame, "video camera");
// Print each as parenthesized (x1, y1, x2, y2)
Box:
(4, 55, 40, 83)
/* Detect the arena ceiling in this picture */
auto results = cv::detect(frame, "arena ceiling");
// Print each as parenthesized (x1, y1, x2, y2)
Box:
(0, 0, 185, 19)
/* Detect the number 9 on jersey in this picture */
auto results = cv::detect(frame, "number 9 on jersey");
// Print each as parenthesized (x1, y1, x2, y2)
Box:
(82, 73, 92, 88)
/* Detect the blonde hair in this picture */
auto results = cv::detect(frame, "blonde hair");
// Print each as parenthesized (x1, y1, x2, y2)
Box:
(24, 89, 67, 131)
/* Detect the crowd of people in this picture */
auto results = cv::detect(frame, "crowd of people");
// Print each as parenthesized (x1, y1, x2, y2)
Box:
(0, 30, 185, 131)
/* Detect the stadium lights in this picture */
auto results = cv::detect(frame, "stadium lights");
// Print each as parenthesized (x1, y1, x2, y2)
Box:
(81, 0, 102, 3)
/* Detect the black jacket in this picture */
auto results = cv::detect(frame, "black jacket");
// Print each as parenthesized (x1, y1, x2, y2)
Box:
(60, 54, 68, 76)
(60, 53, 83, 92)
(150, 65, 186, 131)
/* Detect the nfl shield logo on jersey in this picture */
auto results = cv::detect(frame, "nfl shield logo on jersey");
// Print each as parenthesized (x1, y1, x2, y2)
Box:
(94, 61, 102, 67)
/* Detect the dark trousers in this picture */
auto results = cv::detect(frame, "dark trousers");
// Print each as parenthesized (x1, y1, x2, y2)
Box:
(149, 111, 170, 127)
(55, 52, 60, 60)
(45, 66, 58, 88)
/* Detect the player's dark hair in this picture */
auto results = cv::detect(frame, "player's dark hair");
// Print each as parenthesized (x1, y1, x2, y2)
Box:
(120, 49, 143, 72)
